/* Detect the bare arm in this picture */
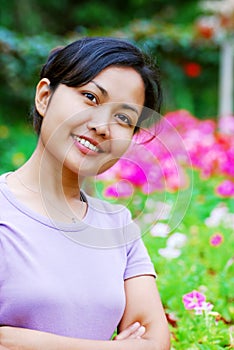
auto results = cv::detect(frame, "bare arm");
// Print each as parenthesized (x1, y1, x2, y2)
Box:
(0, 329, 164, 350)
(117, 275, 170, 349)
(0, 326, 148, 350)
(0, 326, 168, 350)
(0, 276, 170, 350)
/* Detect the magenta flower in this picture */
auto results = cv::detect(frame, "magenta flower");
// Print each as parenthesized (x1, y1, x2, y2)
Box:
(97, 111, 234, 198)
(216, 180, 234, 197)
(210, 233, 224, 246)
(182, 290, 206, 310)
(104, 181, 133, 198)
(119, 159, 147, 186)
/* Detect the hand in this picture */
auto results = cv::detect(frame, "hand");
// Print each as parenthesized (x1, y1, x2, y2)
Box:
(0, 326, 43, 350)
(0, 323, 146, 350)
(114, 322, 146, 340)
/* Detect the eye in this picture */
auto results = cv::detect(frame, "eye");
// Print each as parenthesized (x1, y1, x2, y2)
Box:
(83, 92, 98, 104)
(115, 114, 132, 127)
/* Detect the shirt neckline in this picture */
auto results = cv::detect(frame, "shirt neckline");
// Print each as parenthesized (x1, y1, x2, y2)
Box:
(0, 172, 91, 231)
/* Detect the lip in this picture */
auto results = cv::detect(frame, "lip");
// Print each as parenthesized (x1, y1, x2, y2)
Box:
(72, 134, 104, 155)
(78, 135, 100, 148)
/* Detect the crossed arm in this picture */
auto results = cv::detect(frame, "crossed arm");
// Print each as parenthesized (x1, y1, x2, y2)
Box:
(0, 276, 170, 350)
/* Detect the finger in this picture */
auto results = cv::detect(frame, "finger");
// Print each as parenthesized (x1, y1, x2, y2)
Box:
(114, 322, 141, 340)
(0, 346, 10, 350)
(114, 322, 140, 340)
(128, 325, 146, 339)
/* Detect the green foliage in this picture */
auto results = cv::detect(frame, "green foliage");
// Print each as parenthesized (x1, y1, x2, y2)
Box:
(0, 0, 222, 122)
(0, 20, 220, 124)
(114, 19, 219, 117)
(0, 0, 201, 35)
(72, 2, 121, 28)
(0, 27, 65, 122)
(0, 120, 37, 173)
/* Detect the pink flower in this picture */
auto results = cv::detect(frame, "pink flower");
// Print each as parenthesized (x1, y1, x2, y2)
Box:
(104, 181, 133, 198)
(219, 115, 234, 134)
(194, 301, 214, 315)
(210, 233, 224, 246)
(97, 110, 234, 198)
(216, 180, 234, 197)
(119, 159, 147, 186)
(182, 290, 206, 310)
(104, 186, 119, 198)
(163, 110, 198, 133)
(220, 148, 234, 177)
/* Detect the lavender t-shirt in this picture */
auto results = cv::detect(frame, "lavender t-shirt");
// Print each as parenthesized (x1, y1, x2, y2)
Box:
(0, 173, 156, 340)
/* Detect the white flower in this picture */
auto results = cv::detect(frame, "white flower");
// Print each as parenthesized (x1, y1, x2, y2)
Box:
(151, 223, 170, 237)
(201, 0, 234, 15)
(205, 206, 229, 227)
(205, 216, 219, 227)
(205, 205, 234, 228)
(194, 301, 214, 315)
(224, 213, 234, 229)
(158, 247, 181, 259)
(143, 213, 156, 224)
(154, 201, 172, 220)
(167, 232, 187, 249)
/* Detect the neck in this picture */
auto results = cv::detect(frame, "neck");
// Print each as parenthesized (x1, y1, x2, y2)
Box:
(16, 139, 84, 200)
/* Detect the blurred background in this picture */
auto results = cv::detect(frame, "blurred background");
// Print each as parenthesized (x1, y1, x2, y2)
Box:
(1, 0, 233, 124)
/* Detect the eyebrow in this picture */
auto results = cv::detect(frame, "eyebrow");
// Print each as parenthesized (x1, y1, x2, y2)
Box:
(120, 104, 140, 116)
(91, 81, 108, 97)
(91, 81, 140, 116)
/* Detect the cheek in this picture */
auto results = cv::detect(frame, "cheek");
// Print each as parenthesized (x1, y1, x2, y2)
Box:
(97, 137, 132, 174)
(39, 112, 70, 160)
(111, 136, 132, 156)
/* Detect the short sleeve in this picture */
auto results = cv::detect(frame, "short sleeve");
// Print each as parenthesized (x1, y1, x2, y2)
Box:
(124, 238, 156, 280)
(0, 224, 6, 286)
(123, 208, 156, 280)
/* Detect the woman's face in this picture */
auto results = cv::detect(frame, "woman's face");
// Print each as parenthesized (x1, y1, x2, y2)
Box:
(36, 66, 145, 176)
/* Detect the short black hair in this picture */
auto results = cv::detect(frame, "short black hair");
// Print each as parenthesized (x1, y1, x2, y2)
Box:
(33, 37, 162, 135)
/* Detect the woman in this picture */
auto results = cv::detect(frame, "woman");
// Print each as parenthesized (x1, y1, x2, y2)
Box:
(0, 37, 170, 349)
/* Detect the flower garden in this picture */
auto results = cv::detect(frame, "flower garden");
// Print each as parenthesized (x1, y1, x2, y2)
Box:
(94, 110, 234, 349)
(1, 109, 233, 348)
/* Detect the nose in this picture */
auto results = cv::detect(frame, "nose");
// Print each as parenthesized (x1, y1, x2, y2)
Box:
(87, 107, 111, 138)
(87, 121, 110, 138)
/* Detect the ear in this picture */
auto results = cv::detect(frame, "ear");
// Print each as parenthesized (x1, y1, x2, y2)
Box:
(35, 78, 52, 117)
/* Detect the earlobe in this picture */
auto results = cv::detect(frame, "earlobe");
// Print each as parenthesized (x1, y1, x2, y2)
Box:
(35, 78, 52, 117)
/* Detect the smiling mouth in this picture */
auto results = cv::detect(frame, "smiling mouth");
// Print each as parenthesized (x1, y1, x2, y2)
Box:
(72, 135, 104, 153)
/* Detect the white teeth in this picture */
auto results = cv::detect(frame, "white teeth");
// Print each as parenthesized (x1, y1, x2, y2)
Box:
(73, 136, 100, 153)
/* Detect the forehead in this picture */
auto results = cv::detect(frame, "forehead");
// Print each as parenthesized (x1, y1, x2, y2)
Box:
(91, 66, 145, 107)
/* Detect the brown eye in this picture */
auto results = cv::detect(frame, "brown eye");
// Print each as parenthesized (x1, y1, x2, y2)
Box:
(116, 114, 132, 126)
(83, 92, 98, 104)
